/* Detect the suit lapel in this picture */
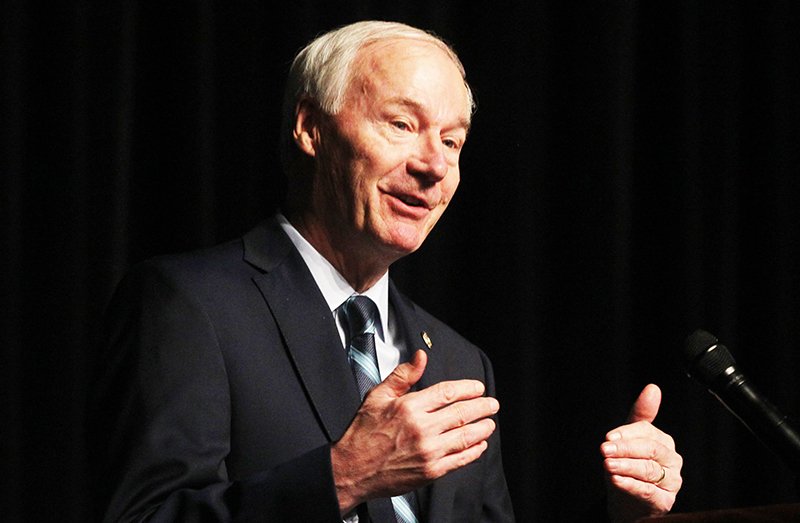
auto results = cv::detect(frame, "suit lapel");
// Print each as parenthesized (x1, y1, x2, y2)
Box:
(243, 220, 362, 442)
(389, 281, 457, 521)
(242, 222, 459, 521)
(388, 280, 446, 391)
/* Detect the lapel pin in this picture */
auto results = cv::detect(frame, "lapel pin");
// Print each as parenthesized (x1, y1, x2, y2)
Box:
(421, 331, 432, 349)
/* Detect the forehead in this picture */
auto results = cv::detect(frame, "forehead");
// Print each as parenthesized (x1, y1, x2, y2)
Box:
(348, 38, 471, 124)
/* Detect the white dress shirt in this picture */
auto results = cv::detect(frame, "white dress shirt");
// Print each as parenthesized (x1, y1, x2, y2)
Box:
(277, 214, 401, 380)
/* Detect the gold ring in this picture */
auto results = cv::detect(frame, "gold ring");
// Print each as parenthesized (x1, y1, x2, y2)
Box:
(654, 466, 666, 485)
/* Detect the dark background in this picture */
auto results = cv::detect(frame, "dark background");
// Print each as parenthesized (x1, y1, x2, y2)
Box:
(3, 1, 800, 521)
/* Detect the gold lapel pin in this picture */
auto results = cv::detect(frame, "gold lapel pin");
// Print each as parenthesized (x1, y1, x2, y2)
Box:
(421, 331, 432, 349)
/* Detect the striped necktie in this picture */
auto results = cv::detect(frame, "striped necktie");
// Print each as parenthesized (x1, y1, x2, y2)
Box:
(341, 295, 420, 523)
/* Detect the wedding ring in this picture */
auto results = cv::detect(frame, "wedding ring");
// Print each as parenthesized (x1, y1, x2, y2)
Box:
(654, 465, 666, 485)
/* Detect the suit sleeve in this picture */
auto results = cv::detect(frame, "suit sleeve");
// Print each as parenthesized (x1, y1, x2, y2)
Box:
(478, 350, 516, 523)
(87, 261, 343, 522)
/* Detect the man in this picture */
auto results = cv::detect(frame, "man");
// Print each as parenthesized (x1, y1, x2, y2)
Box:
(88, 20, 682, 522)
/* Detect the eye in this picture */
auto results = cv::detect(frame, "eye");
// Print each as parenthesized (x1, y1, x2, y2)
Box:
(392, 120, 411, 131)
(442, 138, 461, 150)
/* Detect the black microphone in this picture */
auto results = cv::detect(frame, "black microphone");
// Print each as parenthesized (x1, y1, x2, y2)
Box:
(684, 329, 800, 472)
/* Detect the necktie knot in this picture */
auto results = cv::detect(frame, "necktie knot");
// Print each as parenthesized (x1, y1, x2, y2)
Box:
(341, 295, 381, 393)
(341, 294, 379, 343)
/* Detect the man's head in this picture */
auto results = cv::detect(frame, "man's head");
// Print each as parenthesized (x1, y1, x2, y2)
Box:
(282, 21, 474, 285)
(281, 21, 474, 164)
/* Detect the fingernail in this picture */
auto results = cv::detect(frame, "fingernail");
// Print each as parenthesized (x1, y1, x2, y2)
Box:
(607, 431, 621, 441)
(601, 442, 617, 456)
(489, 398, 500, 412)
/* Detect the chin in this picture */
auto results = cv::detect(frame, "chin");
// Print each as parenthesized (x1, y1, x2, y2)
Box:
(380, 226, 431, 256)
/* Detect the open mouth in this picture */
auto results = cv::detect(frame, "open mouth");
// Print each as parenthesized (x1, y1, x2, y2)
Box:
(395, 194, 428, 208)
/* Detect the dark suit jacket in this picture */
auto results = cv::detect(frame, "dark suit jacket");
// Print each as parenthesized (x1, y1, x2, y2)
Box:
(88, 218, 514, 522)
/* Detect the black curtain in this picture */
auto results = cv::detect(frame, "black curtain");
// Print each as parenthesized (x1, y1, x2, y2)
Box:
(3, 2, 799, 521)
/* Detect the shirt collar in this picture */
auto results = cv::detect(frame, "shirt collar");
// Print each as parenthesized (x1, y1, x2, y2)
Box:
(276, 213, 389, 340)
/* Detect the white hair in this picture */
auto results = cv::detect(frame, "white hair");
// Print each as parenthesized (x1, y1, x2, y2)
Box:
(280, 20, 474, 172)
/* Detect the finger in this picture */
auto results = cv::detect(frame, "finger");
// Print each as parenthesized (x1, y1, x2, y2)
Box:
(407, 416, 496, 471)
(440, 417, 497, 454)
(605, 421, 675, 450)
(409, 378, 487, 413)
(377, 349, 427, 398)
(627, 384, 661, 424)
(604, 457, 680, 492)
(429, 396, 500, 434)
(601, 436, 680, 467)
(422, 430, 493, 480)
(606, 473, 676, 513)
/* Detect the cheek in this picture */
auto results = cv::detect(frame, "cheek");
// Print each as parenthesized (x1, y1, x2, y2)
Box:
(319, 148, 364, 203)
(442, 172, 461, 203)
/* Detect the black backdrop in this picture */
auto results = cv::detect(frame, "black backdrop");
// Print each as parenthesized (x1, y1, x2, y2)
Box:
(3, 1, 800, 521)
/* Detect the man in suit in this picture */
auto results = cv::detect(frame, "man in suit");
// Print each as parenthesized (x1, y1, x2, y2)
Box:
(89, 20, 682, 522)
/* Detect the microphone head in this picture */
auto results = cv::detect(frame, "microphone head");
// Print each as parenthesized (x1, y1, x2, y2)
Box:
(684, 329, 737, 386)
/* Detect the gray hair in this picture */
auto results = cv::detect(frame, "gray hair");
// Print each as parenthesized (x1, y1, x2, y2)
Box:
(280, 20, 475, 174)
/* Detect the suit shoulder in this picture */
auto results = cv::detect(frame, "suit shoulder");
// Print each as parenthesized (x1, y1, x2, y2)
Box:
(140, 238, 247, 279)
(124, 218, 290, 287)
(106, 237, 258, 319)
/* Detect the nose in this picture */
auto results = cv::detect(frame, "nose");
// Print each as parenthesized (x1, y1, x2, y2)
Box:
(407, 131, 448, 182)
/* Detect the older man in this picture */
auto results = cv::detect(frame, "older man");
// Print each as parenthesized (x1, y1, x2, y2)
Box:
(89, 20, 682, 522)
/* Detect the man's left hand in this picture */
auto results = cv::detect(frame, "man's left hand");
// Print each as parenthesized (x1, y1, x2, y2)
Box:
(601, 384, 683, 523)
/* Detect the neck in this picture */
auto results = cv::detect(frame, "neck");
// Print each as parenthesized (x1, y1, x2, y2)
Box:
(284, 211, 393, 293)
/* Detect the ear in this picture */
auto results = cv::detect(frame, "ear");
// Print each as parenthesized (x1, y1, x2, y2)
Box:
(293, 98, 321, 158)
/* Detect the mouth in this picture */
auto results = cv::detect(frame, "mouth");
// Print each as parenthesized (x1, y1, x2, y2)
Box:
(394, 193, 431, 209)
(391, 193, 435, 211)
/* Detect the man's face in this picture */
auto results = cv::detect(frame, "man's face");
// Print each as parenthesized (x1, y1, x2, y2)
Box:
(306, 38, 470, 264)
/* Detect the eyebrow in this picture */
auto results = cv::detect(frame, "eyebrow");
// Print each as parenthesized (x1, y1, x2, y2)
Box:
(385, 96, 471, 132)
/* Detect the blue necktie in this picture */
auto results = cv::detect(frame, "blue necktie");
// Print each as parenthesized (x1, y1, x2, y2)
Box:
(341, 295, 420, 523)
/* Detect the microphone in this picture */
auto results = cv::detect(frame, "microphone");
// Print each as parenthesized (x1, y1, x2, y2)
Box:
(684, 329, 800, 472)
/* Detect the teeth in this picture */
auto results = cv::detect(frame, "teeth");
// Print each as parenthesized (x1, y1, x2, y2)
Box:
(399, 195, 421, 206)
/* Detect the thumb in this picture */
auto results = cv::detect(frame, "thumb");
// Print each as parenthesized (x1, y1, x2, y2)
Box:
(376, 349, 427, 398)
(627, 383, 662, 423)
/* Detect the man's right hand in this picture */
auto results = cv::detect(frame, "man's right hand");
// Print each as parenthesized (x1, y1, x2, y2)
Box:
(330, 349, 499, 515)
